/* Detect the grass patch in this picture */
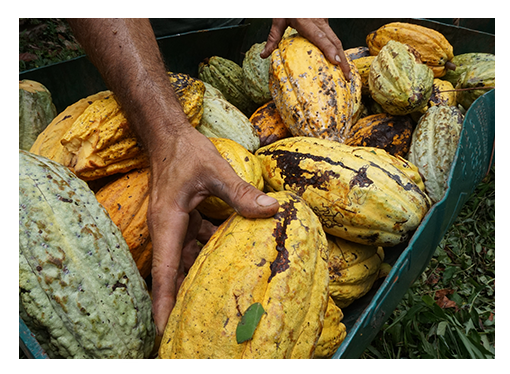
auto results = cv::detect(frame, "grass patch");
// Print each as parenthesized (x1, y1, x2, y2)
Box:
(362, 166, 495, 359)
(19, 18, 84, 72)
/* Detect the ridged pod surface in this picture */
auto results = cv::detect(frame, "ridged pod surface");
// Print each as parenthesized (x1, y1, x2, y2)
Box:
(195, 95, 260, 152)
(366, 22, 454, 77)
(443, 53, 495, 87)
(19, 150, 155, 358)
(407, 105, 464, 203)
(159, 191, 330, 359)
(242, 42, 272, 105)
(198, 56, 259, 116)
(344, 46, 371, 61)
(19, 79, 57, 151)
(249, 100, 292, 147)
(256, 137, 431, 246)
(353, 55, 375, 95)
(344, 113, 414, 157)
(197, 138, 265, 220)
(455, 59, 495, 110)
(369, 40, 434, 116)
(30, 72, 204, 180)
(327, 236, 384, 308)
(269, 34, 362, 142)
(313, 296, 347, 358)
(95, 168, 152, 279)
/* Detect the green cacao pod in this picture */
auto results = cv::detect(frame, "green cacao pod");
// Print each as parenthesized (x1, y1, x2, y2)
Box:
(159, 190, 329, 359)
(198, 56, 259, 116)
(443, 53, 495, 87)
(256, 137, 431, 247)
(195, 95, 260, 152)
(269, 33, 362, 142)
(242, 42, 272, 105)
(407, 105, 464, 203)
(19, 150, 155, 359)
(344, 113, 414, 157)
(369, 40, 434, 116)
(455, 59, 495, 110)
(327, 236, 384, 308)
(19, 79, 57, 151)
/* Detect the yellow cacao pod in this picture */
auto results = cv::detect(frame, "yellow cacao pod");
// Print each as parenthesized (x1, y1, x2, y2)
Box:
(159, 191, 330, 359)
(30, 73, 204, 181)
(366, 22, 454, 78)
(269, 33, 362, 142)
(197, 137, 265, 220)
(327, 236, 384, 308)
(255, 137, 431, 246)
(313, 296, 347, 359)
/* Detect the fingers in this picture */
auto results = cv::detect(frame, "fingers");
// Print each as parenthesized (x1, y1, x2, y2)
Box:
(260, 18, 288, 59)
(291, 19, 352, 81)
(148, 204, 188, 336)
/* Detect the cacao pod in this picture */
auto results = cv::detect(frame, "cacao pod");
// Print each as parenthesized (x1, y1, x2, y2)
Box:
(327, 236, 384, 308)
(195, 95, 260, 152)
(95, 168, 152, 278)
(159, 191, 330, 359)
(19, 150, 155, 358)
(344, 46, 371, 60)
(407, 105, 464, 203)
(198, 56, 259, 116)
(242, 42, 272, 105)
(344, 113, 414, 157)
(366, 22, 454, 78)
(443, 52, 495, 87)
(269, 33, 362, 142)
(455, 59, 495, 110)
(19, 79, 57, 151)
(368, 40, 434, 116)
(249, 100, 292, 147)
(30, 72, 205, 180)
(313, 296, 347, 359)
(353, 55, 375, 95)
(256, 137, 431, 246)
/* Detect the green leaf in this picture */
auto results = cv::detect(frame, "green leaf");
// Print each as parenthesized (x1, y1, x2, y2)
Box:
(236, 302, 265, 344)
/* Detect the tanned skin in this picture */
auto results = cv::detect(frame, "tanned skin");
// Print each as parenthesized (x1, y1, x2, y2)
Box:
(68, 18, 351, 337)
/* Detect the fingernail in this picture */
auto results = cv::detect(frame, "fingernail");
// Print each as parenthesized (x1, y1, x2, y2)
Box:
(256, 194, 277, 207)
(335, 54, 342, 64)
(260, 47, 266, 57)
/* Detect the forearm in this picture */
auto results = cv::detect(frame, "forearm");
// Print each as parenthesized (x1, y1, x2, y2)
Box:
(68, 18, 189, 154)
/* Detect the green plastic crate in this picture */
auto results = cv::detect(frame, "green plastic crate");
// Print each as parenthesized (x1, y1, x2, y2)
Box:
(19, 18, 495, 359)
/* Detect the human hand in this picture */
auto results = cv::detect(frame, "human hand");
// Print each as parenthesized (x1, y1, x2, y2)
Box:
(260, 18, 352, 81)
(148, 126, 279, 335)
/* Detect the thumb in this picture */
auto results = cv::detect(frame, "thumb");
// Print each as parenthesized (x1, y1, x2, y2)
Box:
(209, 176, 279, 219)
(260, 18, 288, 59)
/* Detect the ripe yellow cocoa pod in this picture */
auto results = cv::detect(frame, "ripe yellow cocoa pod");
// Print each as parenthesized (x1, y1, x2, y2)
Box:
(313, 296, 347, 359)
(327, 236, 385, 308)
(256, 137, 431, 246)
(159, 190, 330, 359)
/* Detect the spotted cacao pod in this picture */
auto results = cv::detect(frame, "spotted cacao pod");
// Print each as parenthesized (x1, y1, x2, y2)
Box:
(256, 137, 431, 246)
(159, 190, 330, 359)
(366, 22, 454, 78)
(407, 105, 464, 203)
(369, 40, 434, 116)
(327, 236, 384, 308)
(344, 113, 414, 157)
(249, 100, 292, 147)
(269, 33, 362, 142)
(19, 150, 155, 358)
